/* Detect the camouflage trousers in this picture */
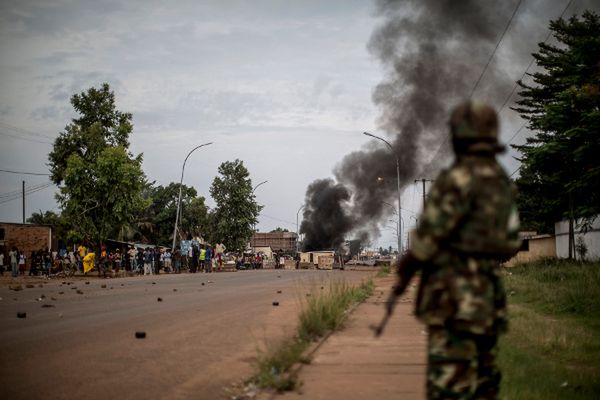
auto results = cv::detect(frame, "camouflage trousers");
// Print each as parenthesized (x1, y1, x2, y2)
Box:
(427, 327, 500, 400)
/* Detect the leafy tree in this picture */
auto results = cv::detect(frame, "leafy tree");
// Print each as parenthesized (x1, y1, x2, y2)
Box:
(209, 159, 262, 253)
(27, 210, 61, 225)
(49, 84, 147, 247)
(270, 227, 289, 233)
(135, 183, 209, 245)
(27, 210, 69, 241)
(512, 11, 600, 233)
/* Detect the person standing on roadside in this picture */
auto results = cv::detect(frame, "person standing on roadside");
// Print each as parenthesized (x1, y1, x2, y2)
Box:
(387, 102, 521, 399)
(198, 246, 206, 273)
(9, 247, 18, 277)
(204, 246, 213, 273)
(0, 250, 4, 276)
(143, 248, 153, 276)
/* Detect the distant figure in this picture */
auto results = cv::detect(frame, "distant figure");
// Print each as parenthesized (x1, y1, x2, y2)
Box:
(143, 248, 153, 276)
(204, 246, 213, 273)
(0, 250, 4, 276)
(18, 252, 26, 275)
(9, 247, 18, 277)
(388, 102, 521, 399)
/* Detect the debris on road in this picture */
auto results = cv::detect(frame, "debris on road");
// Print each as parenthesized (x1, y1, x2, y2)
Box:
(58, 291, 64, 294)
(277, 290, 282, 294)
(9, 285, 23, 291)
(101, 284, 107, 288)
(173, 289, 177, 292)
(272, 301, 280, 306)
(135, 331, 146, 339)
(157, 297, 163, 302)
(76, 290, 83, 294)
(85, 282, 90, 285)
(41, 304, 55, 308)
(17, 312, 26, 318)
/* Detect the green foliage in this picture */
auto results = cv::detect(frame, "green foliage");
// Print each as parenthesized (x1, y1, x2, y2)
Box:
(134, 183, 209, 245)
(499, 259, 600, 399)
(376, 264, 391, 277)
(49, 84, 146, 247)
(252, 278, 374, 391)
(209, 159, 262, 252)
(270, 227, 289, 233)
(512, 11, 600, 233)
(297, 279, 374, 342)
(27, 210, 69, 241)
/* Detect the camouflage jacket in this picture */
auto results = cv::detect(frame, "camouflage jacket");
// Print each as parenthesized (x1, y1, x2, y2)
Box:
(410, 155, 520, 335)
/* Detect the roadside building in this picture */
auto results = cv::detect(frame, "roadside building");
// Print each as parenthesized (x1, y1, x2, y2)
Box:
(555, 216, 600, 261)
(503, 233, 556, 267)
(0, 222, 56, 269)
(250, 231, 297, 253)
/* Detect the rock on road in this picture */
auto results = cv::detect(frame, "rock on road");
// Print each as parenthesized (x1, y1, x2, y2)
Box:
(0, 269, 372, 400)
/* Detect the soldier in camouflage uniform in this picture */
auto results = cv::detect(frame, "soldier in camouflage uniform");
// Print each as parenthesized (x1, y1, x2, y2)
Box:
(391, 101, 521, 399)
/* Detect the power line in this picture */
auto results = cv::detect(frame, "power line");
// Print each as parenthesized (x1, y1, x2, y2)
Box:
(498, 0, 576, 114)
(0, 168, 51, 176)
(0, 182, 53, 199)
(0, 182, 54, 205)
(0, 130, 54, 145)
(259, 213, 298, 227)
(0, 121, 55, 140)
(469, 0, 524, 99)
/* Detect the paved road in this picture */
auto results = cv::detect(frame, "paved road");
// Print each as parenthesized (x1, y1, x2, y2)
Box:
(0, 269, 372, 400)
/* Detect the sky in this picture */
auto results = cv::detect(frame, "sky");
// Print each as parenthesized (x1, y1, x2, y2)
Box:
(0, 0, 598, 250)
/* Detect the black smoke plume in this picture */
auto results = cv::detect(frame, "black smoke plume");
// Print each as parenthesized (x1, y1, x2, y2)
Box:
(300, 0, 522, 251)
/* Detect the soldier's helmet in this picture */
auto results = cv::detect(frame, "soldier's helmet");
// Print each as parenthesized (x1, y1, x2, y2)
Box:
(450, 101, 504, 154)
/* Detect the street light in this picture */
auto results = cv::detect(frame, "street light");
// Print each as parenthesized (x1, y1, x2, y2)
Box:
(296, 204, 305, 253)
(171, 142, 213, 252)
(364, 131, 403, 254)
(251, 180, 268, 251)
(253, 180, 268, 193)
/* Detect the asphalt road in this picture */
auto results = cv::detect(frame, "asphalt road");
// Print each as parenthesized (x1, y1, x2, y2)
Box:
(0, 269, 372, 400)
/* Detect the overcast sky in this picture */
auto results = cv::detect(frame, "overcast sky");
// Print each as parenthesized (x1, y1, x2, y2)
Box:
(1, 0, 597, 250)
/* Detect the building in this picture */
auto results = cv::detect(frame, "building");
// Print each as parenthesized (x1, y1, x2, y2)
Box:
(503, 233, 556, 267)
(555, 216, 600, 261)
(0, 222, 56, 268)
(250, 231, 297, 253)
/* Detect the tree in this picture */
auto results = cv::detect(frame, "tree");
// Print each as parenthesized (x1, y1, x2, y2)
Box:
(209, 159, 262, 253)
(270, 227, 289, 233)
(135, 183, 209, 245)
(512, 11, 600, 233)
(49, 84, 147, 247)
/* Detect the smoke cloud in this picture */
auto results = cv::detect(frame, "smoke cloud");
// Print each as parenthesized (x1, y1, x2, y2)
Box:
(300, 0, 522, 251)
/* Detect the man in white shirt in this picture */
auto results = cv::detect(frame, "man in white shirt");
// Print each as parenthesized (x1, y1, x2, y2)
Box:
(9, 247, 18, 277)
(0, 252, 4, 276)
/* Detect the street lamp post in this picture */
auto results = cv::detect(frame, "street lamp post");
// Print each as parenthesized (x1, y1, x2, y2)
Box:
(364, 131, 403, 254)
(171, 142, 213, 252)
(296, 205, 305, 253)
(251, 180, 268, 252)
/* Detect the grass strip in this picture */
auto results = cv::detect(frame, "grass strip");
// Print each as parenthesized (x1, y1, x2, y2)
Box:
(376, 264, 392, 278)
(252, 278, 374, 391)
(499, 259, 600, 399)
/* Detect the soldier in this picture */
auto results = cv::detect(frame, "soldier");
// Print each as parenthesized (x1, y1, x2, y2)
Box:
(389, 101, 521, 399)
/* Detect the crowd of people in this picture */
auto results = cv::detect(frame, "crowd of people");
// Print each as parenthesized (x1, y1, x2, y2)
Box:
(0, 242, 297, 278)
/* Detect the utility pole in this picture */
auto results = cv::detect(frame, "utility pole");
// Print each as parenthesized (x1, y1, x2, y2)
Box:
(414, 179, 433, 210)
(22, 180, 25, 224)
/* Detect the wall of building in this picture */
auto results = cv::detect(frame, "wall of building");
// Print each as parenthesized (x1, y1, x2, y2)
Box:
(0, 223, 54, 267)
(555, 216, 600, 261)
(504, 235, 556, 267)
(251, 232, 297, 252)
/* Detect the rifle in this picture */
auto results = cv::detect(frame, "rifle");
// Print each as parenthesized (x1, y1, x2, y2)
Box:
(371, 252, 421, 337)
